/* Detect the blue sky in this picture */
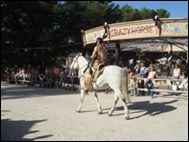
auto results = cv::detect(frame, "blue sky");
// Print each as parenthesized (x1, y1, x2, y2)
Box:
(112, 1, 188, 18)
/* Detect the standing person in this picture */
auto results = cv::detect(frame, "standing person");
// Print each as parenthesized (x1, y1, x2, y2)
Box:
(139, 62, 146, 77)
(138, 62, 147, 96)
(172, 64, 181, 79)
(168, 63, 175, 77)
(134, 61, 140, 75)
(128, 69, 137, 96)
(171, 64, 181, 91)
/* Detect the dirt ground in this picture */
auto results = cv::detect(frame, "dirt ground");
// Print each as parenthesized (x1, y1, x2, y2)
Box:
(1, 83, 188, 141)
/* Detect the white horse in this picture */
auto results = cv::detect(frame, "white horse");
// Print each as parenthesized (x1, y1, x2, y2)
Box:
(70, 53, 131, 119)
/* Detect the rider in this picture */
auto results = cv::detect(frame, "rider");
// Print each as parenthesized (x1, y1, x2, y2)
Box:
(90, 37, 107, 81)
(82, 37, 107, 93)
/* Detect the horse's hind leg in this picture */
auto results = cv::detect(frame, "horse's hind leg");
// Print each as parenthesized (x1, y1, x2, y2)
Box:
(120, 95, 130, 120)
(108, 90, 119, 116)
(93, 92, 102, 114)
(76, 90, 86, 112)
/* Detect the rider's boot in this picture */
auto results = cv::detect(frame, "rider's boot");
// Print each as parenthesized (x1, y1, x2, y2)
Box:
(93, 69, 100, 82)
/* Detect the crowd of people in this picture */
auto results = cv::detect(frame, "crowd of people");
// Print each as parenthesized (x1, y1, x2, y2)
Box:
(1, 64, 79, 89)
(127, 55, 188, 97)
(1, 52, 188, 95)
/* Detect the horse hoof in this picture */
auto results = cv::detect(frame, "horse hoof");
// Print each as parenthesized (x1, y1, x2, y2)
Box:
(98, 111, 102, 114)
(125, 116, 130, 120)
(108, 113, 112, 116)
(76, 110, 81, 113)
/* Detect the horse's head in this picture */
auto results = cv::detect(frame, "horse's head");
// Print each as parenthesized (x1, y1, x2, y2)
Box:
(70, 53, 89, 73)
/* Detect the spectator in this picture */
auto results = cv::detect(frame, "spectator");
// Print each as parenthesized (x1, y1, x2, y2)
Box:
(128, 69, 137, 96)
(155, 61, 161, 76)
(145, 66, 157, 97)
(137, 62, 146, 96)
(134, 62, 140, 75)
(172, 64, 181, 79)
(168, 63, 175, 77)
(139, 63, 146, 77)
(171, 64, 181, 92)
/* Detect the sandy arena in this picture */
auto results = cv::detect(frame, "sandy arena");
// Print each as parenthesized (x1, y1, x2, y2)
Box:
(1, 83, 188, 141)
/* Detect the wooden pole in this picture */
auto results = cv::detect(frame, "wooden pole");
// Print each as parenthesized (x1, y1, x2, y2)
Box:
(170, 43, 173, 55)
(187, 51, 188, 62)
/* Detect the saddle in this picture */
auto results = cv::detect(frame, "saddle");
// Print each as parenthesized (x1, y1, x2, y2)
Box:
(81, 63, 105, 93)
(92, 63, 105, 82)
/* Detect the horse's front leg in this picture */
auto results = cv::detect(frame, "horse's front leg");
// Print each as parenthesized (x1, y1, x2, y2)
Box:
(76, 90, 86, 113)
(93, 91, 102, 114)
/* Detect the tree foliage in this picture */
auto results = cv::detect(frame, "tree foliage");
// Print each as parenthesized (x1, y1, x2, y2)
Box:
(1, 1, 170, 66)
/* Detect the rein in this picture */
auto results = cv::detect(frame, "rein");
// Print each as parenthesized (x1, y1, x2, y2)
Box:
(69, 53, 91, 77)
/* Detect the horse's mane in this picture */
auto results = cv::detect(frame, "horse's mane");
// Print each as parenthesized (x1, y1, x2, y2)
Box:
(77, 52, 92, 63)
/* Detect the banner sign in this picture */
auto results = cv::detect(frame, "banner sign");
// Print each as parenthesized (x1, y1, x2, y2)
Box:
(83, 18, 188, 45)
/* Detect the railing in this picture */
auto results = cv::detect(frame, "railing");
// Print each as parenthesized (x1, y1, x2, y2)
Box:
(131, 77, 188, 95)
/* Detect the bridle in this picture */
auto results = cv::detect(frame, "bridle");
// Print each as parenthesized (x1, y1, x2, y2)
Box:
(69, 53, 91, 76)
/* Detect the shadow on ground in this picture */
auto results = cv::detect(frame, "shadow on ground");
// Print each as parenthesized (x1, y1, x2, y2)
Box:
(111, 100, 178, 119)
(1, 118, 53, 141)
(73, 99, 178, 119)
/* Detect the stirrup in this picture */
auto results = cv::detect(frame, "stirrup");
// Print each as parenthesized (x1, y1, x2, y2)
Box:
(98, 64, 104, 70)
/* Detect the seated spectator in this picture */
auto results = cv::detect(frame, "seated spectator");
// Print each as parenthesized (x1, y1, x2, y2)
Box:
(145, 66, 157, 97)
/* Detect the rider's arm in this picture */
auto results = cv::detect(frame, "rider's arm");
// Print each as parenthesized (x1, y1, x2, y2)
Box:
(91, 45, 98, 60)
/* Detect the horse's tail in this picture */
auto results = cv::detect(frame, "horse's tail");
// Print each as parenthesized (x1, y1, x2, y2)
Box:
(121, 67, 131, 103)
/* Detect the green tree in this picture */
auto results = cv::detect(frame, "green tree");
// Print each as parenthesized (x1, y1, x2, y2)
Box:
(155, 8, 170, 18)
(1, 1, 170, 66)
(121, 4, 135, 21)
(121, 5, 170, 22)
(140, 7, 151, 19)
